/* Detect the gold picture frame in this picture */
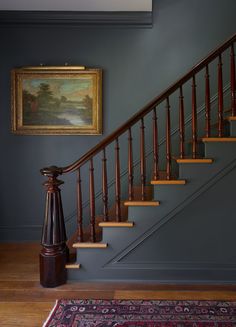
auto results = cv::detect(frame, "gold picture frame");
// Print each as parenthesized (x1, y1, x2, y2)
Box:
(11, 66, 102, 135)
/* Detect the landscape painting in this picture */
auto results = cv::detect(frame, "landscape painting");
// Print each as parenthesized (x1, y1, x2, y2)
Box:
(11, 67, 102, 135)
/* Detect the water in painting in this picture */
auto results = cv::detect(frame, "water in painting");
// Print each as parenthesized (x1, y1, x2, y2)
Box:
(22, 77, 93, 126)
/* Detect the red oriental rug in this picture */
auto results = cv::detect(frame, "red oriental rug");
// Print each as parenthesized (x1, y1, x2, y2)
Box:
(43, 299, 236, 327)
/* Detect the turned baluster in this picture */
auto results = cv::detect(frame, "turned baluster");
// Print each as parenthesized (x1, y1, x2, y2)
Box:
(179, 86, 185, 159)
(205, 65, 211, 137)
(166, 98, 171, 180)
(153, 108, 159, 180)
(102, 148, 109, 222)
(231, 44, 236, 116)
(128, 128, 134, 201)
(115, 138, 121, 221)
(192, 75, 197, 158)
(40, 166, 68, 288)
(77, 168, 83, 242)
(140, 118, 146, 200)
(218, 54, 224, 137)
(89, 159, 96, 242)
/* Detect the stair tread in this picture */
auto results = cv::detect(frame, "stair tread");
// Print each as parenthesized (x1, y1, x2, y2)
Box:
(202, 137, 236, 142)
(72, 242, 108, 249)
(227, 116, 236, 121)
(65, 263, 81, 269)
(124, 200, 160, 206)
(99, 221, 134, 227)
(176, 158, 213, 163)
(151, 179, 186, 185)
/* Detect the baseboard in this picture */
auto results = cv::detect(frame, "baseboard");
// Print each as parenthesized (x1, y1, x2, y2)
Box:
(0, 225, 41, 241)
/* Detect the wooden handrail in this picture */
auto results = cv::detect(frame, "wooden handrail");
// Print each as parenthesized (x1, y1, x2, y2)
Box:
(41, 33, 236, 176)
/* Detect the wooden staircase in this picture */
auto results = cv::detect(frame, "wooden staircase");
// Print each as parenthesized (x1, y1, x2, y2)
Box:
(39, 33, 236, 287)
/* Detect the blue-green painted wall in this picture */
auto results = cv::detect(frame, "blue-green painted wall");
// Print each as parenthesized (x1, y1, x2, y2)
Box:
(0, 0, 235, 241)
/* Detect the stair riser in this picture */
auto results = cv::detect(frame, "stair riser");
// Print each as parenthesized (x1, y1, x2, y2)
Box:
(204, 142, 236, 161)
(230, 120, 236, 136)
(186, 123, 231, 157)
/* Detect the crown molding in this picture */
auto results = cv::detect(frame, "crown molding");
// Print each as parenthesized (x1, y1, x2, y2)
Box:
(0, 11, 152, 27)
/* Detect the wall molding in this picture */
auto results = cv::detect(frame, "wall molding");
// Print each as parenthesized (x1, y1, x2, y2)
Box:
(0, 11, 152, 27)
(103, 262, 236, 270)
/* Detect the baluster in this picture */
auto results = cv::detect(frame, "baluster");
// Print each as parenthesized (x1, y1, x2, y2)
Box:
(102, 149, 108, 222)
(218, 54, 224, 137)
(40, 166, 68, 287)
(115, 138, 121, 221)
(231, 44, 236, 116)
(166, 98, 171, 180)
(77, 168, 83, 242)
(89, 159, 96, 242)
(179, 86, 185, 159)
(128, 128, 134, 201)
(153, 108, 159, 180)
(140, 118, 146, 200)
(192, 75, 197, 158)
(205, 65, 211, 137)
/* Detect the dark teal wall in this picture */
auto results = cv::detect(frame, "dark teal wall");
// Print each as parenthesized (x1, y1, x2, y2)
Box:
(0, 0, 235, 241)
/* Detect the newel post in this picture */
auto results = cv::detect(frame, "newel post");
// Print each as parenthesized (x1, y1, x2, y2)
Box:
(39, 166, 68, 288)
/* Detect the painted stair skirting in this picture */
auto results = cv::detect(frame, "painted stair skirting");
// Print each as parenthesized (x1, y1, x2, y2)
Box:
(68, 121, 236, 283)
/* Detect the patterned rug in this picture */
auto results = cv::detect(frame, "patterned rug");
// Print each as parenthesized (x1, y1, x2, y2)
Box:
(43, 299, 236, 327)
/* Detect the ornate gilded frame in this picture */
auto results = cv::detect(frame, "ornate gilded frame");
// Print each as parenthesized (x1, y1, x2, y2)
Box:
(11, 66, 102, 135)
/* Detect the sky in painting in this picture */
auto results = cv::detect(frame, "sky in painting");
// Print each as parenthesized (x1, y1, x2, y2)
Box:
(23, 76, 93, 101)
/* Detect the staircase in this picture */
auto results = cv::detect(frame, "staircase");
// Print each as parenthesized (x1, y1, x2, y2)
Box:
(39, 34, 236, 287)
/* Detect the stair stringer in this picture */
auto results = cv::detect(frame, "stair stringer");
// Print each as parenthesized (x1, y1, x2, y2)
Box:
(68, 142, 236, 282)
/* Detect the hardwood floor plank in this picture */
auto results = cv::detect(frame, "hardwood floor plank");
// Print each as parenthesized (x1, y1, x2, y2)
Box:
(114, 290, 236, 300)
(0, 264, 38, 281)
(0, 290, 115, 302)
(0, 302, 53, 327)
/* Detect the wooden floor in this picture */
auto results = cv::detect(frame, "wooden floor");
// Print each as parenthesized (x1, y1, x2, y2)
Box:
(1, 243, 236, 327)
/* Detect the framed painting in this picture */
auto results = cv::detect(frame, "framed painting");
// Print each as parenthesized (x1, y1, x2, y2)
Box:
(11, 66, 102, 135)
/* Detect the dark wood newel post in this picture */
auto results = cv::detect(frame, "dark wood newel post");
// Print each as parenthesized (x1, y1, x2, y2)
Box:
(39, 166, 68, 288)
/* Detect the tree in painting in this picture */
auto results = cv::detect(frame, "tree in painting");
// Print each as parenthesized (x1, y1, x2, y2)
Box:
(37, 83, 54, 108)
(81, 95, 93, 121)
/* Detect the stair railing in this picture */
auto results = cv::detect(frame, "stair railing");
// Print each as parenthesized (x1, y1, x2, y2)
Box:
(40, 33, 236, 287)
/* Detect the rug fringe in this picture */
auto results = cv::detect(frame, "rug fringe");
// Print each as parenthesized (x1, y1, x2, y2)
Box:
(42, 299, 59, 327)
